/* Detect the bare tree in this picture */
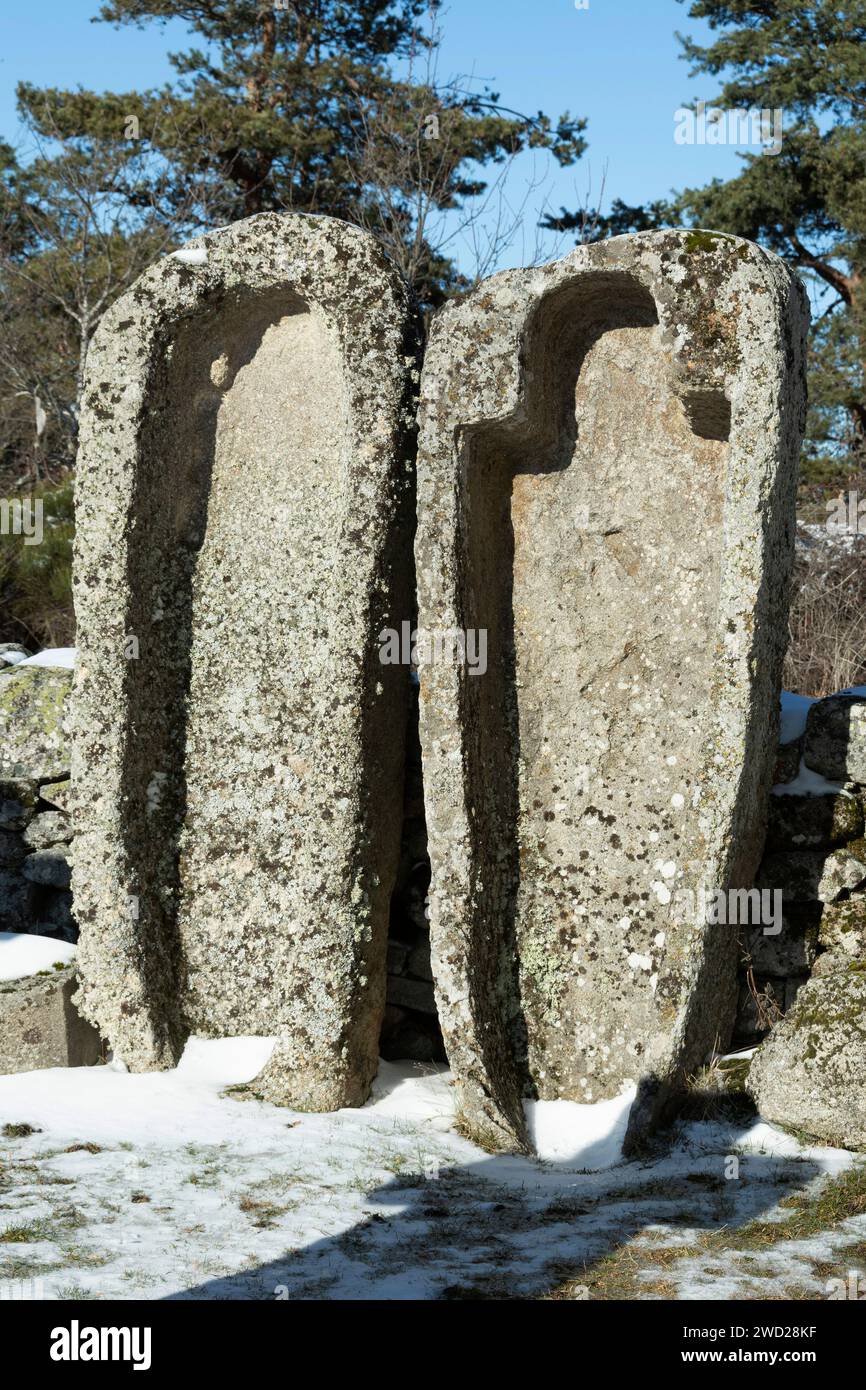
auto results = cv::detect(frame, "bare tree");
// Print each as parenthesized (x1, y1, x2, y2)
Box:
(0, 103, 198, 483)
(345, 6, 587, 306)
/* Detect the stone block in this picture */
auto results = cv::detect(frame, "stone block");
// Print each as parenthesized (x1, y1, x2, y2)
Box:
(71, 212, 419, 1111)
(0, 966, 102, 1074)
(748, 966, 866, 1149)
(415, 229, 808, 1151)
(0, 667, 71, 781)
(804, 695, 866, 785)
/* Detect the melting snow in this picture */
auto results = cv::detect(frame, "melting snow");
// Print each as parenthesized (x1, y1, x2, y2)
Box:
(524, 1086, 635, 1168)
(772, 758, 848, 797)
(170, 245, 208, 265)
(0, 932, 76, 982)
(779, 690, 815, 745)
(1, 1041, 861, 1300)
(17, 647, 75, 670)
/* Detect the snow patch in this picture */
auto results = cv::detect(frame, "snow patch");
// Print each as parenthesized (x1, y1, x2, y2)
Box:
(175, 1035, 276, 1085)
(780, 690, 816, 745)
(772, 758, 847, 798)
(17, 647, 75, 670)
(368, 1060, 455, 1129)
(0, 931, 76, 981)
(524, 1086, 636, 1169)
(170, 244, 208, 265)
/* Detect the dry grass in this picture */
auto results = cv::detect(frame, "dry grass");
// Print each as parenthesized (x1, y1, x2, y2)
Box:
(784, 535, 866, 697)
(539, 1162, 866, 1301)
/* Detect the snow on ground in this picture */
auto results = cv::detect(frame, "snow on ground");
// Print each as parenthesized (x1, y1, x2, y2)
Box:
(0, 933, 76, 981)
(524, 1086, 635, 1168)
(779, 691, 816, 745)
(17, 647, 76, 670)
(772, 760, 847, 797)
(773, 687, 864, 795)
(1, 1040, 863, 1301)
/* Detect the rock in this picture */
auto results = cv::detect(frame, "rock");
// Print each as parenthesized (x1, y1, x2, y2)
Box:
(23, 810, 72, 850)
(386, 974, 437, 1015)
(415, 229, 808, 1151)
(772, 742, 802, 786)
(0, 644, 31, 668)
(748, 966, 866, 1149)
(740, 915, 819, 977)
(38, 778, 72, 813)
(0, 666, 71, 781)
(386, 940, 409, 976)
(10, 907, 76, 945)
(0, 779, 37, 831)
(407, 939, 433, 982)
(804, 695, 866, 784)
(379, 1004, 446, 1064)
(765, 789, 863, 851)
(21, 846, 72, 889)
(757, 845, 866, 903)
(0, 966, 102, 1074)
(0, 871, 33, 931)
(72, 211, 419, 1110)
(817, 897, 866, 959)
(0, 831, 27, 871)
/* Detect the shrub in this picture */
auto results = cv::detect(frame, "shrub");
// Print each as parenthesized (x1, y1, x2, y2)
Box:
(0, 479, 75, 649)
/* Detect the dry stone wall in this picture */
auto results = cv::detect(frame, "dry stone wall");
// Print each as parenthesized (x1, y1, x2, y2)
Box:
(0, 651, 76, 946)
(744, 692, 866, 1148)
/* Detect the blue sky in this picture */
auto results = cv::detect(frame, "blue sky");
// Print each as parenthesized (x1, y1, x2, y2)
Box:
(0, 0, 765, 274)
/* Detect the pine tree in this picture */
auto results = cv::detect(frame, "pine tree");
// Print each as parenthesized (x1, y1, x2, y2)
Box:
(20, 1, 586, 308)
(545, 1, 866, 482)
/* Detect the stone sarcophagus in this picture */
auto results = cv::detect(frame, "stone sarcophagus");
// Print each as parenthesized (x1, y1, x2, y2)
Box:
(72, 213, 417, 1109)
(415, 231, 808, 1153)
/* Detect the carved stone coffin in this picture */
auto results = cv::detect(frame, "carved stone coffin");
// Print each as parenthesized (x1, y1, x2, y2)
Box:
(415, 231, 808, 1152)
(72, 212, 417, 1109)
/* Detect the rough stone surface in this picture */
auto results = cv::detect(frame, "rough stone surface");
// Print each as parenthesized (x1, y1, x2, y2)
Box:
(766, 789, 863, 851)
(38, 778, 72, 814)
(72, 212, 418, 1110)
(817, 897, 866, 959)
(0, 831, 27, 870)
(772, 741, 802, 786)
(0, 779, 37, 831)
(757, 845, 866, 903)
(804, 695, 866, 784)
(0, 667, 71, 781)
(748, 965, 866, 1149)
(415, 229, 808, 1152)
(385, 975, 438, 1015)
(740, 916, 818, 977)
(21, 846, 72, 889)
(23, 811, 72, 850)
(0, 966, 102, 1074)
(0, 871, 32, 931)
